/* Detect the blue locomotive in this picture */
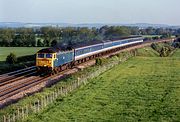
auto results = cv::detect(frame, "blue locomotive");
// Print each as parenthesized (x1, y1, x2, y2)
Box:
(36, 36, 143, 73)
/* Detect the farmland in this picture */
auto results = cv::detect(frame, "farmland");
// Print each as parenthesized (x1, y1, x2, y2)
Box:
(0, 47, 44, 61)
(25, 49, 180, 122)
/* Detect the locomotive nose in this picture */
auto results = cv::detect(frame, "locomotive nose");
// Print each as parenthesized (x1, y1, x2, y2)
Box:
(36, 59, 52, 67)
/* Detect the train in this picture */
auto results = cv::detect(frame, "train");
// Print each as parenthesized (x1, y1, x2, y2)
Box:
(36, 36, 144, 74)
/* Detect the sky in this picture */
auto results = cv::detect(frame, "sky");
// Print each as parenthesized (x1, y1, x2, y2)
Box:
(0, 0, 180, 25)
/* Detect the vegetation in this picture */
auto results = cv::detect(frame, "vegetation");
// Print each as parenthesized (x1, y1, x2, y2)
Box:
(0, 26, 179, 47)
(6, 53, 17, 64)
(23, 49, 180, 122)
(171, 49, 180, 57)
(151, 42, 175, 57)
(173, 37, 180, 48)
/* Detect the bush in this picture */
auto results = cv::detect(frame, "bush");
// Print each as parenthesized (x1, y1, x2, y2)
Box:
(95, 58, 102, 65)
(173, 38, 180, 48)
(160, 47, 169, 57)
(6, 53, 17, 64)
(151, 43, 161, 53)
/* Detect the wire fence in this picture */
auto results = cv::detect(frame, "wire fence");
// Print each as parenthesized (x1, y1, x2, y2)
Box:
(2, 51, 136, 122)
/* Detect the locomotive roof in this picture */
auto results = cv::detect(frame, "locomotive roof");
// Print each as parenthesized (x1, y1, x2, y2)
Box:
(37, 47, 71, 53)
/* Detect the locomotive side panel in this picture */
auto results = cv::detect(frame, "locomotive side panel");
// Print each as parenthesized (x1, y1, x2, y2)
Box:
(54, 51, 74, 68)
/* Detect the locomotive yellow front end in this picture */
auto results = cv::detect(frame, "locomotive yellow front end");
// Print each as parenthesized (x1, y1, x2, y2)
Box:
(36, 48, 57, 74)
(36, 53, 54, 68)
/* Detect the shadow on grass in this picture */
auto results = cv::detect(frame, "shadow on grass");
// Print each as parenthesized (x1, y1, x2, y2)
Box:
(0, 61, 35, 75)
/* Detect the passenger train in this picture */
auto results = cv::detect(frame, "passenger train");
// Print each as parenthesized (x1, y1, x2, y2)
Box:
(36, 36, 144, 73)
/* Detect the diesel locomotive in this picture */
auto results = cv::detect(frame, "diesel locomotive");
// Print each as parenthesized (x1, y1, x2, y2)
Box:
(36, 36, 144, 74)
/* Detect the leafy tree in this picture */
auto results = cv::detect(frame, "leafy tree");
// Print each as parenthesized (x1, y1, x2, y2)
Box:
(51, 40, 58, 47)
(6, 53, 17, 64)
(104, 26, 130, 39)
(37, 39, 44, 47)
(44, 39, 50, 47)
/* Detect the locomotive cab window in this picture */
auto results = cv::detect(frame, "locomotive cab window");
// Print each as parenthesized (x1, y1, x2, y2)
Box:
(38, 54, 44, 58)
(46, 54, 52, 58)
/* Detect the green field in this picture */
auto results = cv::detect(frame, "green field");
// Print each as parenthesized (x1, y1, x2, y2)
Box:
(26, 49, 180, 122)
(172, 49, 180, 57)
(0, 47, 45, 61)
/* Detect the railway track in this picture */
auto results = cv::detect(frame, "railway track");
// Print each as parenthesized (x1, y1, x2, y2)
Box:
(0, 66, 37, 83)
(0, 68, 74, 101)
(0, 38, 175, 104)
(0, 76, 46, 101)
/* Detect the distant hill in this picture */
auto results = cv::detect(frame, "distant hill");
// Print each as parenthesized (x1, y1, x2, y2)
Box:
(0, 22, 26, 28)
(0, 22, 179, 29)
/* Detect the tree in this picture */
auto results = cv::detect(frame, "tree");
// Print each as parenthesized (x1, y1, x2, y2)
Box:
(37, 39, 44, 47)
(51, 40, 58, 47)
(6, 53, 17, 64)
(44, 39, 50, 47)
(104, 26, 130, 39)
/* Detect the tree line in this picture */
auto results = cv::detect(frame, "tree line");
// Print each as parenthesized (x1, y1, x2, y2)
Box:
(0, 26, 180, 47)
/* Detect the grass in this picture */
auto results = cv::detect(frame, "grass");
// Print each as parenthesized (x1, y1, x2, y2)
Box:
(0, 47, 44, 61)
(25, 49, 180, 122)
(171, 49, 180, 57)
(136, 47, 159, 57)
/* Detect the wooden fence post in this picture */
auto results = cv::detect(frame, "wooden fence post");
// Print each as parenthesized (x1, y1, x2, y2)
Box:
(34, 102, 37, 113)
(60, 87, 63, 96)
(17, 108, 20, 120)
(44, 96, 47, 107)
(3, 115, 6, 122)
(55, 89, 58, 98)
(50, 94, 52, 103)
(26, 105, 29, 118)
(47, 95, 50, 104)
(13, 113, 16, 122)
(8, 115, 10, 122)
(41, 98, 43, 109)
(22, 107, 24, 120)
(37, 100, 39, 112)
